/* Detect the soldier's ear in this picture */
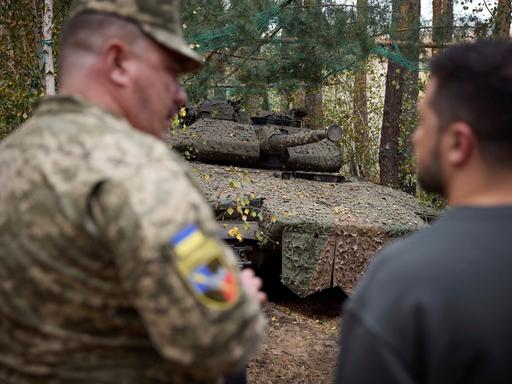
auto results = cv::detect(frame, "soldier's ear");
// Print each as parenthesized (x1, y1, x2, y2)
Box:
(102, 39, 131, 87)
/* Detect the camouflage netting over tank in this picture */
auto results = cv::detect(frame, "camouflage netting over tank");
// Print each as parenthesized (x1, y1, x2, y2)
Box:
(188, 162, 436, 296)
(180, 0, 424, 103)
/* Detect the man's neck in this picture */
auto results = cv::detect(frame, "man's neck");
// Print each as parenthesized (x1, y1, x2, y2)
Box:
(447, 169, 512, 206)
(59, 79, 124, 119)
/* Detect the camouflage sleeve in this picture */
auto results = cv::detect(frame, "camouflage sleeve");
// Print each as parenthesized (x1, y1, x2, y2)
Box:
(87, 160, 265, 379)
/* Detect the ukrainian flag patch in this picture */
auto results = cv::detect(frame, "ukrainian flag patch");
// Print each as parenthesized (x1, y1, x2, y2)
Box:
(170, 224, 239, 309)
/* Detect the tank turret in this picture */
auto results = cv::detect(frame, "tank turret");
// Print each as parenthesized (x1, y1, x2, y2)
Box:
(170, 100, 343, 172)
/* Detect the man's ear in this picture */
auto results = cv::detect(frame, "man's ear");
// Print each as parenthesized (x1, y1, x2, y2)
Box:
(445, 122, 477, 167)
(100, 39, 131, 87)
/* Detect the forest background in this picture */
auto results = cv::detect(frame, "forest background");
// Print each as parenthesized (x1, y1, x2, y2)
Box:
(1, 0, 511, 201)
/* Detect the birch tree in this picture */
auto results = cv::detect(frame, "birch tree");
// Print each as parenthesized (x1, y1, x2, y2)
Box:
(42, 0, 56, 95)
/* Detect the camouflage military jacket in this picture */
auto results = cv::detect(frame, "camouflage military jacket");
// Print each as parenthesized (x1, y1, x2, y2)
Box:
(0, 96, 264, 384)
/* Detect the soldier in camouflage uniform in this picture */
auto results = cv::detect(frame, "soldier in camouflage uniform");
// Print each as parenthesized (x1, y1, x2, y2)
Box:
(0, 1, 265, 383)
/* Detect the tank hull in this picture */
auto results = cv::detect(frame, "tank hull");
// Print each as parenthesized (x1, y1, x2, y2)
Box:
(188, 162, 434, 297)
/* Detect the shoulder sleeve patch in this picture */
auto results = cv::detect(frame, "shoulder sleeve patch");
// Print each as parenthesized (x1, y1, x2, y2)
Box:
(169, 225, 239, 310)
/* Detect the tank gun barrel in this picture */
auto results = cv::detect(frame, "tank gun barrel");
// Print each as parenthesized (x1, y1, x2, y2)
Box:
(267, 124, 342, 152)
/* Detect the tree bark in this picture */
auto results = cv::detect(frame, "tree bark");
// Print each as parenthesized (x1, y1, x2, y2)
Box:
(398, 0, 420, 194)
(432, 0, 453, 55)
(305, 85, 323, 128)
(303, 0, 324, 128)
(380, 60, 404, 187)
(494, 0, 512, 39)
(379, 0, 421, 190)
(43, 0, 55, 95)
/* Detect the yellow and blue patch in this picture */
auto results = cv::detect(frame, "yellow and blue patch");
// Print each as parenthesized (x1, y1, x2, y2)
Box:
(170, 224, 239, 309)
(171, 224, 207, 259)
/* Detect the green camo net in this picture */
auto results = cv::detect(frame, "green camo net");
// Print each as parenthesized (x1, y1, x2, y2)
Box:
(181, 0, 423, 102)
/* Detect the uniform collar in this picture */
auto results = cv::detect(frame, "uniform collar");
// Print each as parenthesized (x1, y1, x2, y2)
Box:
(34, 95, 126, 123)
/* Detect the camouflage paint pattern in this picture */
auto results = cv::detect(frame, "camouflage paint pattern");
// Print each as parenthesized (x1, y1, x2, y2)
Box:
(170, 121, 344, 172)
(0, 96, 264, 383)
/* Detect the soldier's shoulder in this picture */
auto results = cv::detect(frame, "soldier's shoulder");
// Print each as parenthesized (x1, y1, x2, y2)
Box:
(3, 97, 179, 178)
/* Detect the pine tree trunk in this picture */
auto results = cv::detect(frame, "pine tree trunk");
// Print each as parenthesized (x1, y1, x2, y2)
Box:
(292, 86, 306, 115)
(494, 0, 511, 39)
(380, 60, 404, 187)
(432, 0, 453, 55)
(43, 0, 55, 95)
(305, 85, 323, 128)
(303, 0, 324, 129)
(379, 0, 420, 189)
(398, 0, 421, 194)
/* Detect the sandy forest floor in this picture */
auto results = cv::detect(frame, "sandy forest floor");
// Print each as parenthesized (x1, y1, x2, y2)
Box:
(247, 288, 346, 384)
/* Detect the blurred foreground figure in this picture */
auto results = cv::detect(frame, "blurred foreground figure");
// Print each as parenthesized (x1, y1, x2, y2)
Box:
(0, 1, 265, 383)
(336, 41, 512, 384)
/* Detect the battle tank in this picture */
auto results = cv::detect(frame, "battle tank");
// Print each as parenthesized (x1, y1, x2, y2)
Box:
(169, 100, 437, 297)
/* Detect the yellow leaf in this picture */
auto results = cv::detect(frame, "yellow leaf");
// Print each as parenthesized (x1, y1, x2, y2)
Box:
(179, 107, 187, 117)
(271, 215, 277, 223)
(244, 208, 249, 215)
(227, 226, 240, 238)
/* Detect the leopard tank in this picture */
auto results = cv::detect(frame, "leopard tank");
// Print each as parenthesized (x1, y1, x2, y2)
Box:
(169, 99, 437, 297)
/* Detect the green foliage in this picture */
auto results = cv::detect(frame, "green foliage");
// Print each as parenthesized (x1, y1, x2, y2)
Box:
(181, 0, 408, 104)
(0, 0, 72, 138)
(322, 63, 386, 181)
(416, 188, 447, 210)
(0, 78, 41, 139)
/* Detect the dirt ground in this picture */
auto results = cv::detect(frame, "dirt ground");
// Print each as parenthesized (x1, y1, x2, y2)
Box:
(247, 288, 346, 384)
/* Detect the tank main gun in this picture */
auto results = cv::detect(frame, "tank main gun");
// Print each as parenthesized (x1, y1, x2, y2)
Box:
(265, 124, 342, 153)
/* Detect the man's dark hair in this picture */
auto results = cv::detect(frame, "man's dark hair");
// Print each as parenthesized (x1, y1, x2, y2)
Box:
(430, 40, 512, 165)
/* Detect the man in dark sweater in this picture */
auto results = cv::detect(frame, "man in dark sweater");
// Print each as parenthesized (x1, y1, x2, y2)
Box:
(336, 41, 512, 384)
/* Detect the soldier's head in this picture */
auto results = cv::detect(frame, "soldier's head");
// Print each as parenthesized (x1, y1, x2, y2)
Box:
(414, 41, 512, 198)
(59, 0, 203, 140)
